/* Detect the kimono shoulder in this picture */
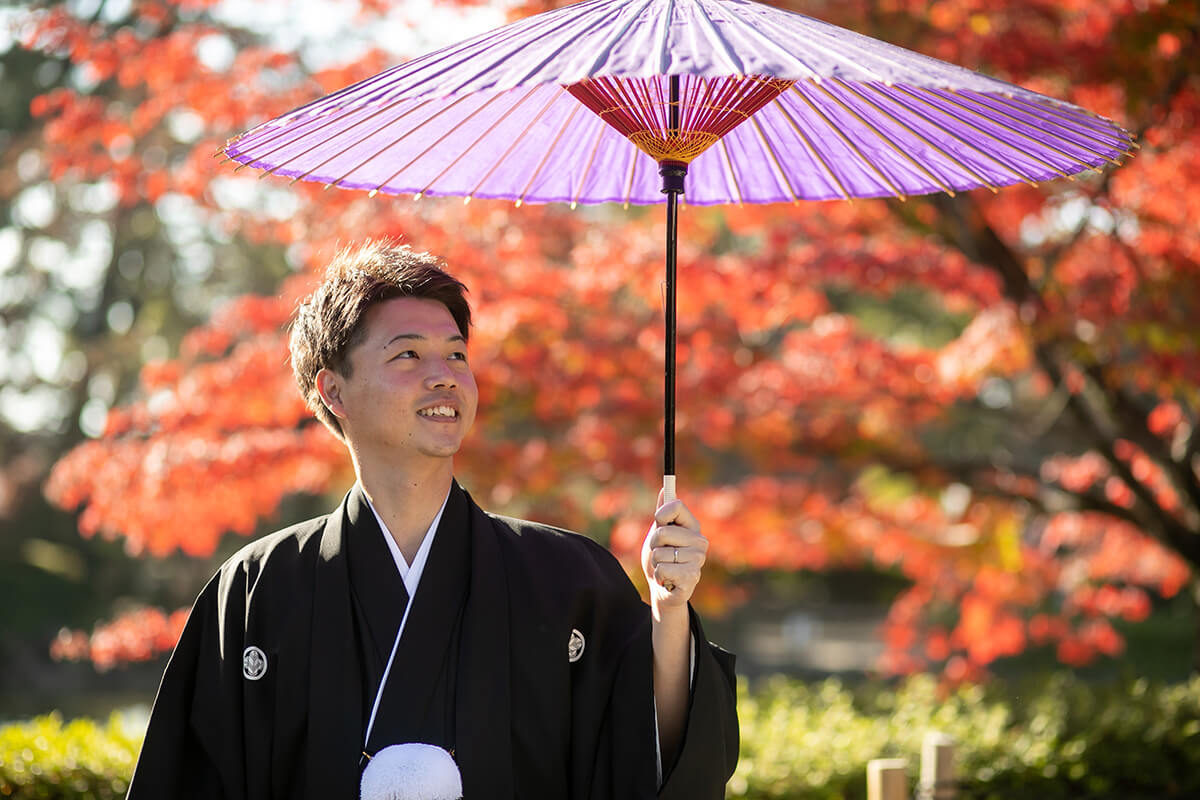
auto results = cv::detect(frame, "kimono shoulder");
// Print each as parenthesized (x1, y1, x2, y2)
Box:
(484, 512, 643, 609)
(127, 514, 335, 800)
(216, 515, 328, 595)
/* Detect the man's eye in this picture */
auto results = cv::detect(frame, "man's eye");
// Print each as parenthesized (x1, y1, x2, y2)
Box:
(449, 351, 467, 361)
(392, 350, 418, 360)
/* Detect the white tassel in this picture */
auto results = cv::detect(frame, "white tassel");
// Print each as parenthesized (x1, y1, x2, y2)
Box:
(360, 743, 463, 800)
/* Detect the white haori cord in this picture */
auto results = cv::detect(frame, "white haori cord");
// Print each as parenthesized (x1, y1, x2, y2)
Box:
(360, 596, 462, 800)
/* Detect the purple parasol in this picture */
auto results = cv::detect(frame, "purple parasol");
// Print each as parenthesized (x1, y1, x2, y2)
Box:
(223, 0, 1134, 502)
(225, 0, 1133, 206)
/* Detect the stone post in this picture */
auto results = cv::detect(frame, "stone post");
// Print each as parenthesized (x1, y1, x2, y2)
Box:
(867, 758, 908, 800)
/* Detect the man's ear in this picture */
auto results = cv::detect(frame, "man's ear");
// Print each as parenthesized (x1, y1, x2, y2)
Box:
(315, 368, 349, 421)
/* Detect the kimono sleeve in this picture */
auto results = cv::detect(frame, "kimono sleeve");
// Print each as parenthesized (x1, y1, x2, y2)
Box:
(658, 610, 739, 800)
(585, 618, 659, 800)
(127, 568, 249, 800)
(586, 606, 738, 800)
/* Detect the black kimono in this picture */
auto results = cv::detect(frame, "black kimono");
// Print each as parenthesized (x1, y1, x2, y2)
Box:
(127, 482, 738, 799)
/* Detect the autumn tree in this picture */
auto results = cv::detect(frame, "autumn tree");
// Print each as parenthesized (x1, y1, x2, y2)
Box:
(0, 0, 316, 681)
(17, 0, 1200, 680)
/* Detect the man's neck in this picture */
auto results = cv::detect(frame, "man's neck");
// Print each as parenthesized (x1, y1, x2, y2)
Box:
(353, 452, 454, 564)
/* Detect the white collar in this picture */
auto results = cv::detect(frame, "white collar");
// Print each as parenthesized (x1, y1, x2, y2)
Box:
(363, 485, 451, 600)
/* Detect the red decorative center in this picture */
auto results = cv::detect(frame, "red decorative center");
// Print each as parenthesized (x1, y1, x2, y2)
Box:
(566, 74, 794, 164)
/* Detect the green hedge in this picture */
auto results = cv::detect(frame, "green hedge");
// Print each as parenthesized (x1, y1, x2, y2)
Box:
(732, 673, 1200, 800)
(3, 674, 1198, 799)
(0, 713, 138, 799)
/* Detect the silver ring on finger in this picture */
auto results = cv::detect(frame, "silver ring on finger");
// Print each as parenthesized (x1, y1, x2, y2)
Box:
(673, 547, 679, 563)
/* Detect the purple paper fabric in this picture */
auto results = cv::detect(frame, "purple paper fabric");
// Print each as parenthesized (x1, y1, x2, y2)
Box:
(225, 0, 1134, 206)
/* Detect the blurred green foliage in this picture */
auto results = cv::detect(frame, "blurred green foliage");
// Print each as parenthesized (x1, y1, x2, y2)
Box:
(3, 674, 1197, 798)
(731, 672, 1199, 799)
(0, 713, 137, 799)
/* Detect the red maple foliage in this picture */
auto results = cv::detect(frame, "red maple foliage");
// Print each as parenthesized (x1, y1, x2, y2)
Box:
(22, 0, 1200, 679)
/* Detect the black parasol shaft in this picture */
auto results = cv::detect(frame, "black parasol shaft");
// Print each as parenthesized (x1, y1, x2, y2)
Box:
(664, 180, 679, 479)
(659, 74, 685, 500)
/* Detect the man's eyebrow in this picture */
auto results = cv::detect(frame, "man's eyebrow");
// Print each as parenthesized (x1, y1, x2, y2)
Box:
(383, 333, 466, 347)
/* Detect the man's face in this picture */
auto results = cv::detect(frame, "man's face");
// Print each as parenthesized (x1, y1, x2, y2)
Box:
(321, 296, 478, 462)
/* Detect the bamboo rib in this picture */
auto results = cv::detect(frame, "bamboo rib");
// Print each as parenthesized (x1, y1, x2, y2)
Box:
(988, 91, 1128, 146)
(892, 85, 1072, 182)
(690, 76, 714, 133)
(879, 85, 1039, 187)
(244, 92, 433, 180)
(314, 94, 473, 190)
(225, 77, 393, 161)
(749, 115, 800, 203)
(229, 65, 408, 154)
(686, 74, 708, 130)
(704, 76, 751, 136)
(989, 92, 1136, 152)
(568, 117, 608, 209)
(791, 84, 907, 200)
(1001, 91, 1136, 143)
(816, 81, 955, 196)
(688, 76, 710, 131)
(718, 136, 745, 205)
(933, 89, 1103, 174)
(255, 95, 420, 177)
(279, 98, 440, 186)
(949, 90, 1125, 166)
(417, 85, 546, 198)
(637, 77, 662, 133)
(513, 101, 582, 205)
(367, 91, 513, 196)
(622, 146, 638, 208)
(844, 81, 998, 193)
(606, 76, 636, 126)
(770, 97, 853, 201)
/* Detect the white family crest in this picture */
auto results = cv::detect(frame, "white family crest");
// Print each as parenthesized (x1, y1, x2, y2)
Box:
(568, 629, 585, 663)
(242, 645, 268, 680)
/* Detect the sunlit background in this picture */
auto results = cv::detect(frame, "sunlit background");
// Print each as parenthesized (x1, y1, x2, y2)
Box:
(2, 0, 1198, 797)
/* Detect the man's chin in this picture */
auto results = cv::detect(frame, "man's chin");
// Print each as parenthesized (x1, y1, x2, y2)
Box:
(417, 441, 464, 459)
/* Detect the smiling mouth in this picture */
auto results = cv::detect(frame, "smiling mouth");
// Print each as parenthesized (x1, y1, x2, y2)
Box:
(418, 405, 459, 419)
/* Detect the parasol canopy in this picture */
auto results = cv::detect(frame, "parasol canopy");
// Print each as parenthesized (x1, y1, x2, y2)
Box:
(224, 0, 1135, 207)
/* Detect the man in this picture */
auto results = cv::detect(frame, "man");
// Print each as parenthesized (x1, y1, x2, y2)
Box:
(127, 241, 738, 799)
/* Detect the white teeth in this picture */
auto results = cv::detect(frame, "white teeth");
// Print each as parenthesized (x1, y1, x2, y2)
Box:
(418, 405, 456, 418)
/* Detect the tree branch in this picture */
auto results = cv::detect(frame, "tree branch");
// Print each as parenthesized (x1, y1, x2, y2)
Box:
(1186, 424, 1200, 475)
(920, 194, 1200, 567)
(1081, 361, 1200, 526)
(871, 449, 1152, 532)
(1036, 350, 1200, 563)
(873, 450, 1178, 553)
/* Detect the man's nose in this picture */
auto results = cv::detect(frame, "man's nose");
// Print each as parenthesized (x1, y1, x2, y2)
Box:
(425, 360, 458, 389)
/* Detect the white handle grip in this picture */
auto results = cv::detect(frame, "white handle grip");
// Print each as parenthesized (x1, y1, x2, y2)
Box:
(662, 474, 676, 503)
